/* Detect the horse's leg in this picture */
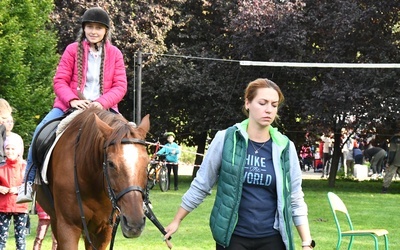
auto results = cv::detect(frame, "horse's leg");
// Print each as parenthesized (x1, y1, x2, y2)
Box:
(55, 219, 81, 250)
(84, 228, 112, 250)
(50, 218, 58, 247)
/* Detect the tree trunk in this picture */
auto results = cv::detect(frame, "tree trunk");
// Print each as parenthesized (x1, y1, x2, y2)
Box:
(328, 132, 343, 187)
(192, 132, 207, 179)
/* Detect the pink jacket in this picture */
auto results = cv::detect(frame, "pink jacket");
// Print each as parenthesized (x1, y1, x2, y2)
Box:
(53, 40, 127, 112)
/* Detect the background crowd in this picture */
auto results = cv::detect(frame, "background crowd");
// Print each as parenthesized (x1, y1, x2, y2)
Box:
(298, 127, 400, 192)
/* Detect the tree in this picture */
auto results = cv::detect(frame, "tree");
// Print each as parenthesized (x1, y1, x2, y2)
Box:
(0, 0, 59, 153)
(141, 0, 249, 173)
(298, 0, 400, 186)
(136, 0, 317, 179)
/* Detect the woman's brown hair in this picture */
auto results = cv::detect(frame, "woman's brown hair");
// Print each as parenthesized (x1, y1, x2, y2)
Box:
(242, 78, 285, 117)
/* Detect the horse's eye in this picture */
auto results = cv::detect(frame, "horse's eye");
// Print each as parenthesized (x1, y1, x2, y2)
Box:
(108, 161, 116, 168)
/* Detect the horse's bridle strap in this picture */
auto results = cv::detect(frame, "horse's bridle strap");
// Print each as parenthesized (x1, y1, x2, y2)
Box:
(115, 185, 145, 201)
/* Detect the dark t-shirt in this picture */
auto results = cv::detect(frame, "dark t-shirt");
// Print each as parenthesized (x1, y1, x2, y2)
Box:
(364, 147, 384, 160)
(233, 139, 279, 238)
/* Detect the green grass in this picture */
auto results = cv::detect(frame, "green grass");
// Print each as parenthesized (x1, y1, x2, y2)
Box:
(6, 176, 400, 249)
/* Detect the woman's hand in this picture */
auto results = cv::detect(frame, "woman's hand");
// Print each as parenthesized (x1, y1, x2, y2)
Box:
(164, 219, 180, 242)
(70, 99, 92, 110)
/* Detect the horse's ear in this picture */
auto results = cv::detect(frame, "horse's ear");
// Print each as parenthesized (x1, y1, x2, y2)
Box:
(94, 114, 113, 138)
(137, 114, 150, 138)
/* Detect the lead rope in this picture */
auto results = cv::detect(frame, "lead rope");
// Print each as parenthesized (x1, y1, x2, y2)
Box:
(143, 176, 173, 249)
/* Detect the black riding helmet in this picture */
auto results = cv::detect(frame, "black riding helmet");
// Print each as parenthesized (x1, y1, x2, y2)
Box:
(81, 7, 110, 29)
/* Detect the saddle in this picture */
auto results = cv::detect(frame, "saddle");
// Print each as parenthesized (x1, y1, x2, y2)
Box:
(32, 109, 75, 172)
(32, 109, 79, 209)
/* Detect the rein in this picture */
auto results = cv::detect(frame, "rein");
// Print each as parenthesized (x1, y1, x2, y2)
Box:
(74, 127, 147, 250)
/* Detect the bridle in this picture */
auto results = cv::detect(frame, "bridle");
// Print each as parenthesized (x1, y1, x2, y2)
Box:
(104, 138, 147, 217)
(74, 127, 147, 250)
(103, 138, 147, 250)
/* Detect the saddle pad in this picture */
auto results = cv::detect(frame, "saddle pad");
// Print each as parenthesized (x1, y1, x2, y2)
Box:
(40, 130, 65, 184)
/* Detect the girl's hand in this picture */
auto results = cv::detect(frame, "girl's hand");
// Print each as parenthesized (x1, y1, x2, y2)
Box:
(9, 186, 18, 194)
(89, 101, 104, 109)
(70, 99, 92, 110)
(0, 186, 9, 195)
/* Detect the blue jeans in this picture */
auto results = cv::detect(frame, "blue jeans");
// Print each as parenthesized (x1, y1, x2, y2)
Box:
(24, 108, 65, 183)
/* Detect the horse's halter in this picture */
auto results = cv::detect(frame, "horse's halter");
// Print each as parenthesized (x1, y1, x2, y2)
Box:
(103, 138, 147, 219)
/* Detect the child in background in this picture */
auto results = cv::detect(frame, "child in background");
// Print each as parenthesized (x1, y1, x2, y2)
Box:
(156, 132, 180, 190)
(0, 98, 13, 163)
(33, 202, 57, 250)
(0, 137, 28, 250)
(3, 114, 24, 160)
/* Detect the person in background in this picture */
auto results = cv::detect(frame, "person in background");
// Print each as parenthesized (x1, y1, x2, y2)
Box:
(343, 137, 355, 176)
(0, 137, 28, 250)
(353, 139, 363, 165)
(164, 78, 314, 250)
(320, 132, 333, 178)
(3, 115, 24, 159)
(157, 132, 180, 191)
(313, 147, 323, 172)
(2, 114, 29, 235)
(0, 99, 13, 164)
(382, 124, 400, 193)
(317, 139, 324, 172)
(17, 6, 128, 203)
(364, 146, 386, 179)
(341, 131, 354, 177)
(299, 143, 313, 171)
(33, 202, 57, 250)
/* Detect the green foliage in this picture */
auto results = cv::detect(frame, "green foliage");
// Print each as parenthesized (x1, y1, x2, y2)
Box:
(0, 0, 58, 155)
(179, 144, 196, 164)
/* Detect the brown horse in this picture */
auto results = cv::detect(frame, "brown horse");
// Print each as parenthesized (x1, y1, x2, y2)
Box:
(36, 107, 150, 250)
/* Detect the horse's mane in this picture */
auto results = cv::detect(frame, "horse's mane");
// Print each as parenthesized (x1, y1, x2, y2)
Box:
(64, 108, 141, 165)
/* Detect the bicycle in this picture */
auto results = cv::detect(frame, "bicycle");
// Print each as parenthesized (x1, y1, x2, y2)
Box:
(147, 141, 169, 192)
